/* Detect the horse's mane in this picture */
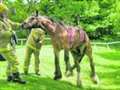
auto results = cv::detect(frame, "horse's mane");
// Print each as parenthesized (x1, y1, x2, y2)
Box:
(58, 21, 65, 26)
(37, 15, 84, 31)
(46, 16, 84, 31)
(44, 16, 65, 27)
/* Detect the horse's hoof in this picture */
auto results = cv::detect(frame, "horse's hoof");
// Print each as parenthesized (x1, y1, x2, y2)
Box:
(91, 74, 99, 84)
(54, 75, 62, 80)
(65, 71, 73, 77)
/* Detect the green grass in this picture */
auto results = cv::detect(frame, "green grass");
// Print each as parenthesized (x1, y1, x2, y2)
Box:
(0, 45, 120, 90)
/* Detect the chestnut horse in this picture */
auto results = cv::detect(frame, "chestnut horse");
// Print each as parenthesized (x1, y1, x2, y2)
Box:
(22, 13, 99, 87)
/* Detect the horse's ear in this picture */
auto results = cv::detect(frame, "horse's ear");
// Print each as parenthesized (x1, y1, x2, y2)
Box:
(35, 10, 39, 17)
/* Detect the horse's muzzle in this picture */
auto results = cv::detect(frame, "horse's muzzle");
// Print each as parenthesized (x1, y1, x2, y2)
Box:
(21, 22, 26, 29)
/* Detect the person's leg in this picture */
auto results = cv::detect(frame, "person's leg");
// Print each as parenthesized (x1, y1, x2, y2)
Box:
(6, 62, 12, 81)
(2, 51, 19, 75)
(24, 47, 32, 74)
(2, 51, 26, 84)
(33, 50, 40, 75)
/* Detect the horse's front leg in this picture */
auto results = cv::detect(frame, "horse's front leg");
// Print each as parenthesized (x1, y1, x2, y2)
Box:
(64, 50, 73, 77)
(54, 50, 62, 80)
(75, 60, 82, 87)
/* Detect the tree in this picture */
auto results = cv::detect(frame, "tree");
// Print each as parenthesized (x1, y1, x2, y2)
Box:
(3, 0, 119, 39)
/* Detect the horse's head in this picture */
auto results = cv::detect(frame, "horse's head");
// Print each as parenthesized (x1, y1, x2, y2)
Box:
(22, 11, 40, 29)
(21, 16, 40, 29)
(22, 11, 56, 33)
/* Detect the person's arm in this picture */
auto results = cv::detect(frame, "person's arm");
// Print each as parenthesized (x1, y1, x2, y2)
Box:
(38, 31, 45, 44)
(0, 21, 4, 31)
(7, 19, 20, 30)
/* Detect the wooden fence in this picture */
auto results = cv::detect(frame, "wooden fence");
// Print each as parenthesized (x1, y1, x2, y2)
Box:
(18, 38, 120, 49)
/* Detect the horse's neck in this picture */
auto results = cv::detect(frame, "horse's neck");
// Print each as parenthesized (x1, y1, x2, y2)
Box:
(46, 22, 65, 36)
(56, 23, 66, 32)
(48, 23, 67, 44)
(50, 23, 69, 49)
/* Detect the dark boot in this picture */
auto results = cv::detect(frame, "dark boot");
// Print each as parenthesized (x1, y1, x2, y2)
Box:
(12, 72, 26, 84)
(7, 75, 13, 81)
(35, 72, 40, 76)
(24, 71, 28, 75)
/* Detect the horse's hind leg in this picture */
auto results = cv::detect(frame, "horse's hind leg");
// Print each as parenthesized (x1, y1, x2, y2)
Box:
(71, 50, 82, 87)
(71, 53, 84, 72)
(64, 50, 72, 77)
(71, 47, 86, 71)
(86, 46, 99, 84)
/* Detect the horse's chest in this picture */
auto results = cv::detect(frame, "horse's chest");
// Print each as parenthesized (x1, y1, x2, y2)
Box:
(51, 33, 68, 49)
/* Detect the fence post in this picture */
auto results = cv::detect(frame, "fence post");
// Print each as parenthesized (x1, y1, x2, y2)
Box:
(21, 40, 24, 46)
(107, 43, 110, 50)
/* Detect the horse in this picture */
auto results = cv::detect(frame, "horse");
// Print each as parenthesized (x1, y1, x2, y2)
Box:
(21, 12, 99, 87)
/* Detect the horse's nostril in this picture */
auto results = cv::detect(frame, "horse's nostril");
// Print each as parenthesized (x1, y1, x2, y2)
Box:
(21, 22, 27, 28)
(23, 22, 27, 25)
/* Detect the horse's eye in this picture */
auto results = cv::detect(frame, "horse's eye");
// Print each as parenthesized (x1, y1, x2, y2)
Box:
(30, 17, 35, 20)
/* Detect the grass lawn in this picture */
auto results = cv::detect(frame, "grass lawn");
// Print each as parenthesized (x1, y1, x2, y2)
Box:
(0, 45, 120, 90)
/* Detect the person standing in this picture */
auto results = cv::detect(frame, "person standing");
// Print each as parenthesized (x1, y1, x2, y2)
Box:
(24, 28, 45, 75)
(0, 3, 26, 84)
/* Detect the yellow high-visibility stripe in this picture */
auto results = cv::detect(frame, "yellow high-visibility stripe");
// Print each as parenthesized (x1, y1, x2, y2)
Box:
(0, 3, 8, 13)
(0, 48, 13, 52)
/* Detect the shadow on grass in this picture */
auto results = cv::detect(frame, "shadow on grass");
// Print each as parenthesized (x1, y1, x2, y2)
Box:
(25, 75, 78, 90)
(97, 69, 120, 86)
(0, 75, 81, 90)
(1, 74, 117, 90)
(96, 51, 120, 61)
